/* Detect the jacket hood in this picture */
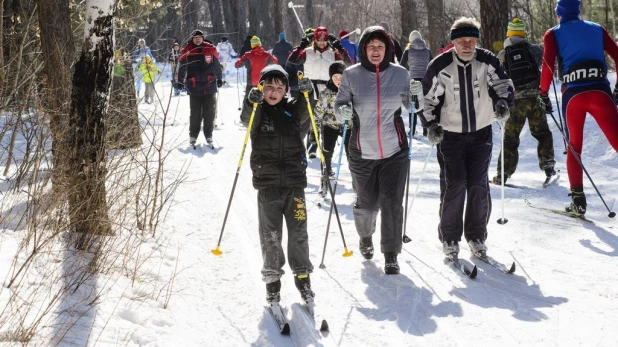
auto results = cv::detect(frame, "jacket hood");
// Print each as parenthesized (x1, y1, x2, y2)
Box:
(410, 38, 427, 50)
(358, 26, 393, 71)
(502, 35, 526, 49)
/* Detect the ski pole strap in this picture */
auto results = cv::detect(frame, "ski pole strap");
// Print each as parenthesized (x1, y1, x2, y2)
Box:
(298, 71, 325, 163)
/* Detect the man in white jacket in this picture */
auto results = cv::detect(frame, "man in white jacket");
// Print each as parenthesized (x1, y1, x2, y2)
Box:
(419, 17, 515, 259)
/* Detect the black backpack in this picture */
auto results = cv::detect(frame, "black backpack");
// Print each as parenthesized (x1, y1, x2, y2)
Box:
(504, 42, 539, 88)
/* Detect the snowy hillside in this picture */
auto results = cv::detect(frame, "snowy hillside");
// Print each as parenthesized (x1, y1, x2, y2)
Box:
(1, 63, 618, 346)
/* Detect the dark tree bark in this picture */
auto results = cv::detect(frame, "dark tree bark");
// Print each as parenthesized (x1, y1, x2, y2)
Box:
(247, 0, 260, 37)
(480, 0, 509, 52)
(399, 0, 418, 45)
(68, 0, 116, 248)
(36, 0, 74, 205)
(273, 0, 283, 35)
(305, 0, 314, 28)
(107, 58, 141, 150)
(286, 5, 301, 44)
(207, 0, 224, 41)
(164, 0, 181, 43)
(425, 0, 446, 55)
(181, 0, 198, 38)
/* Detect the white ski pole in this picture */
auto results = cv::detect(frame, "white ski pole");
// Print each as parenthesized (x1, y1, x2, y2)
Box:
(497, 122, 508, 225)
(288, 2, 305, 32)
(340, 28, 361, 40)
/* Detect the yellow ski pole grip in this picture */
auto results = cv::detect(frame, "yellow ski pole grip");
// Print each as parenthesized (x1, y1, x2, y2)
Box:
(297, 72, 325, 163)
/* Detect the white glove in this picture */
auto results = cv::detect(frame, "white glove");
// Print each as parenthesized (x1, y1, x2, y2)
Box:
(338, 105, 353, 122)
(409, 80, 423, 98)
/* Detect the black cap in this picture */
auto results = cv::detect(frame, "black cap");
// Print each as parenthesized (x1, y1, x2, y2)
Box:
(221, 36, 228, 42)
(191, 29, 204, 38)
(329, 61, 346, 78)
(259, 65, 289, 88)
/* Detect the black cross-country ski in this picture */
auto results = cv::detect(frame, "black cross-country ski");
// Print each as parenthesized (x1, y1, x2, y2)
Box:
(446, 254, 477, 279)
(542, 174, 560, 188)
(524, 199, 593, 223)
(472, 252, 516, 274)
(268, 303, 290, 334)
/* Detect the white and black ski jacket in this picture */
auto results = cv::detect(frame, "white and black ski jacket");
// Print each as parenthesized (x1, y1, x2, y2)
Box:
(420, 48, 514, 133)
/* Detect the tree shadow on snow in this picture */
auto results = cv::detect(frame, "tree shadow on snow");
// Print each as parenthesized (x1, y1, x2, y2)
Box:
(451, 261, 568, 322)
(357, 261, 463, 336)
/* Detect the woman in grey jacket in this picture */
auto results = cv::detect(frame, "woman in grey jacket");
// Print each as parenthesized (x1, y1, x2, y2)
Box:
(400, 30, 433, 136)
(335, 26, 422, 275)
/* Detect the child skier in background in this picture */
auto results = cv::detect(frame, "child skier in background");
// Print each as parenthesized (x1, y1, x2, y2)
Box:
(169, 42, 182, 96)
(244, 65, 316, 306)
(138, 55, 161, 104)
(315, 61, 349, 179)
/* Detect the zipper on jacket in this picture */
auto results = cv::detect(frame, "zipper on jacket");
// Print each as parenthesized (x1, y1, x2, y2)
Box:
(463, 64, 471, 133)
(376, 65, 384, 159)
(280, 130, 285, 187)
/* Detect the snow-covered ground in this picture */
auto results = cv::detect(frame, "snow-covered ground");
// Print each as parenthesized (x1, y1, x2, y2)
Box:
(1, 62, 618, 346)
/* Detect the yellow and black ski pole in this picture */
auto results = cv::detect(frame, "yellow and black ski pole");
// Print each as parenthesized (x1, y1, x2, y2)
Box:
(298, 72, 353, 258)
(212, 82, 264, 256)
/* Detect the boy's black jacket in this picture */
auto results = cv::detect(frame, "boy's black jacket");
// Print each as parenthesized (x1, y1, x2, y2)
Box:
(249, 95, 311, 189)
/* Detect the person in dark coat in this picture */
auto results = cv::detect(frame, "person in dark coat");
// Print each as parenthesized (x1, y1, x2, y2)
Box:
(244, 65, 316, 306)
(177, 29, 223, 147)
(239, 35, 253, 57)
(272, 32, 293, 68)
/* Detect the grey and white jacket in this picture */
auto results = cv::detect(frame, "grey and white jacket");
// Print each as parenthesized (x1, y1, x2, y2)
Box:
(335, 26, 412, 160)
(420, 48, 515, 133)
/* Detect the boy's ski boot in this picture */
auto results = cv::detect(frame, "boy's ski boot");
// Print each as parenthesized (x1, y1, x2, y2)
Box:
(359, 236, 374, 260)
(189, 137, 197, 149)
(206, 137, 214, 149)
(266, 280, 281, 304)
(384, 252, 400, 275)
(294, 274, 315, 305)
(566, 187, 586, 215)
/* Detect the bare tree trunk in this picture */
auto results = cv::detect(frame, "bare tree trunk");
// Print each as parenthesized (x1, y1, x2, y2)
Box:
(425, 0, 445, 55)
(181, 0, 199, 37)
(247, 0, 260, 36)
(306, 0, 314, 28)
(610, 0, 617, 39)
(68, 0, 116, 249)
(207, 0, 224, 40)
(222, 0, 242, 48)
(260, 2, 275, 45)
(36, 0, 74, 204)
(286, 5, 301, 44)
(480, 0, 509, 52)
(399, 0, 417, 45)
(0, 0, 4, 88)
(273, 0, 283, 35)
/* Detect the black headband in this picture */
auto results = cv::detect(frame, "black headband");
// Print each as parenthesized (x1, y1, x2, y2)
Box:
(450, 27, 480, 40)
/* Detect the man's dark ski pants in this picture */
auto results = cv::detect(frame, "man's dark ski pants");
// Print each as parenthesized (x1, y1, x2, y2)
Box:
(436, 125, 493, 244)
